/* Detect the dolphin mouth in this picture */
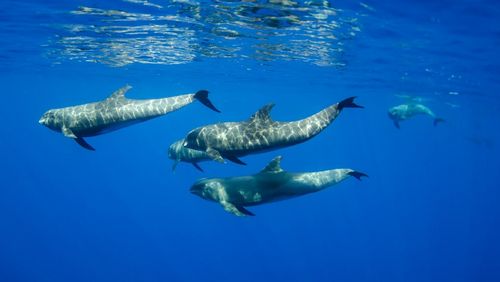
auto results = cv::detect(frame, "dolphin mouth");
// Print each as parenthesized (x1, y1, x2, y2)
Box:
(38, 118, 45, 125)
(189, 185, 202, 194)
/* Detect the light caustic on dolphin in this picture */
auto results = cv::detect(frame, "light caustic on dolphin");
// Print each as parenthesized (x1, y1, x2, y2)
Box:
(39, 85, 220, 150)
(182, 96, 363, 165)
(190, 156, 367, 216)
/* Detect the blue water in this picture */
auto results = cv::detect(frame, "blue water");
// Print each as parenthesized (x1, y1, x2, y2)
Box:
(1, 0, 499, 281)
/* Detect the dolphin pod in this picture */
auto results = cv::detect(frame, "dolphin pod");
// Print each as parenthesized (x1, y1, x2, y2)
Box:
(190, 156, 367, 216)
(39, 85, 220, 150)
(40, 86, 369, 217)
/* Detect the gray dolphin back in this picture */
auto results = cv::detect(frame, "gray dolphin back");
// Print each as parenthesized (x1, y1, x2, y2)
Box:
(184, 96, 363, 163)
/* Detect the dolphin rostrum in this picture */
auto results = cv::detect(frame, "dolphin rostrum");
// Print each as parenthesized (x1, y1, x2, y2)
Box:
(182, 97, 362, 164)
(168, 138, 212, 172)
(39, 85, 220, 150)
(190, 156, 367, 216)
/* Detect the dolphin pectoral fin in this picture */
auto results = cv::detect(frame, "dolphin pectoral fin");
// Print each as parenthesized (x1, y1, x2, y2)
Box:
(62, 127, 95, 150)
(235, 206, 255, 216)
(348, 171, 368, 180)
(172, 161, 179, 171)
(192, 162, 204, 172)
(75, 137, 95, 151)
(226, 155, 246, 165)
(221, 201, 255, 217)
(62, 126, 77, 138)
(393, 121, 400, 129)
(206, 148, 225, 163)
(194, 90, 221, 113)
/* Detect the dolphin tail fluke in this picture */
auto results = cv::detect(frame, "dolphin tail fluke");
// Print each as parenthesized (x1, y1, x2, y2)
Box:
(338, 96, 364, 111)
(348, 171, 368, 180)
(194, 90, 221, 113)
(75, 137, 95, 151)
(434, 118, 445, 126)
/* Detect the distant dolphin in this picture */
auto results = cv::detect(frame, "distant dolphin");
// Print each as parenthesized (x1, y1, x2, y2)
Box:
(168, 138, 212, 172)
(39, 85, 220, 150)
(388, 98, 444, 128)
(190, 156, 367, 216)
(182, 97, 363, 164)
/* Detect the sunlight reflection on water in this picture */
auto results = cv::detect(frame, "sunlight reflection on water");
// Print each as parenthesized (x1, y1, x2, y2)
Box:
(47, 0, 364, 67)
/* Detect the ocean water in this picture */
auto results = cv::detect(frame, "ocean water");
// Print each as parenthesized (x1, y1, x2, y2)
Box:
(1, 0, 499, 281)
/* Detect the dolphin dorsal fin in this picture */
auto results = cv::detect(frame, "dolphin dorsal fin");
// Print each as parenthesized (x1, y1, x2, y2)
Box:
(108, 85, 132, 100)
(249, 103, 275, 124)
(259, 156, 283, 174)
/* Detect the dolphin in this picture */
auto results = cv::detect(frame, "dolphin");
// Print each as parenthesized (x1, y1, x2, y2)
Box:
(168, 138, 212, 172)
(39, 85, 220, 150)
(182, 97, 363, 164)
(190, 156, 367, 216)
(388, 98, 444, 128)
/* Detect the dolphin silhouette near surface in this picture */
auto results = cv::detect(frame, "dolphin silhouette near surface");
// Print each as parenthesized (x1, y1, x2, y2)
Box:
(190, 156, 367, 216)
(39, 85, 220, 150)
(182, 97, 363, 164)
(388, 96, 444, 128)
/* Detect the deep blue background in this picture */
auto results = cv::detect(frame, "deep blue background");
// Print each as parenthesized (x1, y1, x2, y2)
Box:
(1, 1, 499, 281)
